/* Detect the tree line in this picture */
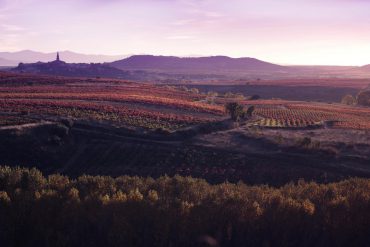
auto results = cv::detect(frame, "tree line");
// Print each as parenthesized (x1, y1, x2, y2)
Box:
(0, 166, 370, 247)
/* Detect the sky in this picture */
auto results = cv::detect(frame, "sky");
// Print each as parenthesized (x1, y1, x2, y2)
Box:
(1, 0, 370, 65)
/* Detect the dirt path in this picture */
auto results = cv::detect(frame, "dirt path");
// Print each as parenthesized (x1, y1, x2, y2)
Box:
(0, 121, 54, 130)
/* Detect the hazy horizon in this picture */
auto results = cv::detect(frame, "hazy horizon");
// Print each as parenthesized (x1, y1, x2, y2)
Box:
(1, 0, 370, 66)
(1, 49, 369, 67)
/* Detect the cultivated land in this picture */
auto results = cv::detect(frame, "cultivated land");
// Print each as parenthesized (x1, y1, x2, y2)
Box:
(1, 71, 370, 186)
(2, 70, 370, 247)
(181, 77, 370, 102)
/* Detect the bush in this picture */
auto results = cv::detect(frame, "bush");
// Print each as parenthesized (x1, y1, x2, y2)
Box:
(207, 91, 218, 97)
(341, 94, 356, 105)
(248, 94, 261, 100)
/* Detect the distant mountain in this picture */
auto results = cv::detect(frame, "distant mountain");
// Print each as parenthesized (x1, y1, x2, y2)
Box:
(110, 55, 286, 72)
(360, 64, 370, 70)
(0, 50, 128, 65)
(0, 57, 18, 67)
(11, 59, 128, 78)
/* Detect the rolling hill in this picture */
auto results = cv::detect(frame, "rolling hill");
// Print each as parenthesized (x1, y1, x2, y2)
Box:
(110, 55, 286, 72)
(11, 60, 128, 78)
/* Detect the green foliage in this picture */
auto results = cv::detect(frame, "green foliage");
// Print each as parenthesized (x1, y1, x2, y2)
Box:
(0, 166, 370, 247)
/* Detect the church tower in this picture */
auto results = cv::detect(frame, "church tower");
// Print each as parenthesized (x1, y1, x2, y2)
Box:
(56, 52, 60, 61)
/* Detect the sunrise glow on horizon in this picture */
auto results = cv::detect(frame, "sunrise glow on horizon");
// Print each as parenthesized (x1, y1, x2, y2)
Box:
(1, 0, 370, 66)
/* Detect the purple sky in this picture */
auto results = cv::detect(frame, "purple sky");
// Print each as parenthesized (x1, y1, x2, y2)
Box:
(1, 0, 370, 65)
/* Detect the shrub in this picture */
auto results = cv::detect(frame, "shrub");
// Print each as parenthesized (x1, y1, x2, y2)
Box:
(249, 94, 261, 100)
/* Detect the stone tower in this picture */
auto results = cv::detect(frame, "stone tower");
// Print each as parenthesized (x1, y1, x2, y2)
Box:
(56, 52, 60, 61)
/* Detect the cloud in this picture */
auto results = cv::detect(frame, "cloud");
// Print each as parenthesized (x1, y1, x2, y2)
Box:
(166, 35, 196, 40)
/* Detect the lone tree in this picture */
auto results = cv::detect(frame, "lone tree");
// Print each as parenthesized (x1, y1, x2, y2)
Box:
(225, 102, 245, 121)
(341, 94, 356, 105)
(357, 90, 370, 106)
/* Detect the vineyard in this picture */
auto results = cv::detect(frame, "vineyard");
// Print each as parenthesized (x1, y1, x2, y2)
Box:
(242, 100, 370, 130)
(0, 72, 225, 130)
(2, 72, 370, 186)
(1, 72, 370, 131)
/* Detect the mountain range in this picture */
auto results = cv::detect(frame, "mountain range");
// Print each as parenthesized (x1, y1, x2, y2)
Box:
(9, 53, 289, 79)
(0, 57, 18, 67)
(2, 51, 284, 72)
(5, 51, 370, 80)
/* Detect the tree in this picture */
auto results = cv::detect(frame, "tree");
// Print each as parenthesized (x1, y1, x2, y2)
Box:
(341, 95, 356, 105)
(249, 95, 261, 100)
(225, 102, 245, 121)
(246, 106, 255, 117)
(357, 90, 370, 106)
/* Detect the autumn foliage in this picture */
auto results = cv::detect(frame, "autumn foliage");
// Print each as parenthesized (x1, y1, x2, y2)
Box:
(0, 166, 370, 247)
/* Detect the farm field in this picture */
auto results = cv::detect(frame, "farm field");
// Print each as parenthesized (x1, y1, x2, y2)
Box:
(243, 100, 370, 130)
(1, 72, 370, 186)
(189, 78, 370, 88)
(0, 72, 224, 130)
(1, 72, 370, 131)
(190, 84, 360, 102)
